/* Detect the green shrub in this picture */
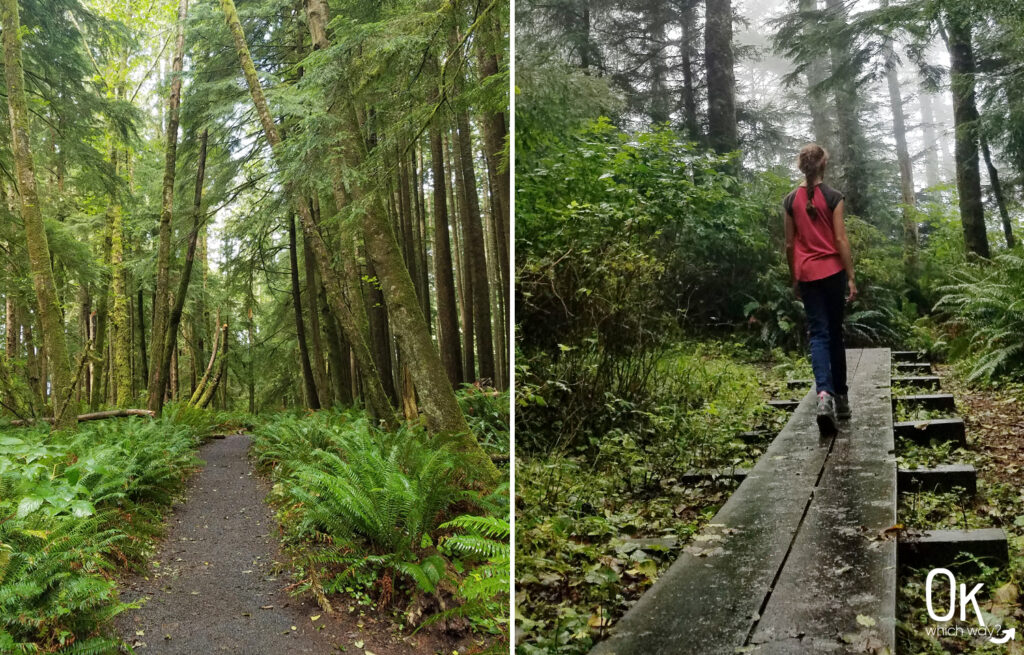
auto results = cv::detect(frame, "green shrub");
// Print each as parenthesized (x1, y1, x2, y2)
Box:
(0, 419, 200, 652)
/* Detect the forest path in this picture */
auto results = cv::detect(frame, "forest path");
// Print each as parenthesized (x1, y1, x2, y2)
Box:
(113, 434, 414, 654)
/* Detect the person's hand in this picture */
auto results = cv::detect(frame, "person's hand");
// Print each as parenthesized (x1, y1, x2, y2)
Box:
(847, 278, 858, 304)
(793, 281, 801, 300)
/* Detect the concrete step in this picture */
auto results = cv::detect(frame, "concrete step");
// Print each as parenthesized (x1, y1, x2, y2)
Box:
(893, 393, 956, 413)
(891, 375, 940, 390)
(767, 399, 799, 412)
(899, 528, 1008, 571)
(898, 464, 977, 495)
(893, 418, 966, 446)
(895, 362, 933, 374)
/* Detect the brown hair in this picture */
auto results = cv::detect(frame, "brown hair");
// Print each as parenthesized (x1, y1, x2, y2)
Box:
(797, 144, 828, 219)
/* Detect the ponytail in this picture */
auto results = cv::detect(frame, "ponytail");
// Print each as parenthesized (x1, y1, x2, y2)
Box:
(797, 144, 828, 220)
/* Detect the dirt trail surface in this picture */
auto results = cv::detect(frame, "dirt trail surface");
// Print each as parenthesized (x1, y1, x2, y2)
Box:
(114, 434, 443, 654)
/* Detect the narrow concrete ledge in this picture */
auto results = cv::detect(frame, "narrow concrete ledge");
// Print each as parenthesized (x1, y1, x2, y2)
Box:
(786, 379, 812, 390)
(895, 362, 933, 374)
(891, 375, 940, 390)
(899, 528, 1008, 570)
(893, 350, 926, 362)
(677, 468, 750, 485)
(767, 399, 799, 412)
(893, 393, 956, 412)
(898, 464, 976, 495)
(894, 418, 966, 446)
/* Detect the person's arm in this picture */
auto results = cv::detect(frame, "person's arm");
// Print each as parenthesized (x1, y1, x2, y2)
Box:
(784, 208, 798, 297)
(831, 200, 858, 302)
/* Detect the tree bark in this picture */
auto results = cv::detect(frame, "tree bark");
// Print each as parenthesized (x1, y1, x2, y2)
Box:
(2, 0, 76, 429)
(289, 214, 320, 409)
(884, 42, 918, 270)
(705, 0, 738, 155)
(109, 148, 132, 407)
(148, 0, 189, 413)
(800, 0, 834, 152)
(946, 13, 989, 258)
(221, 0, 396, 427)
(980, 135, 1013, 248)
(430, 123, 463, 386)
(450, 132, 474, 383)
(678, 0, 700, 143)
(158, 129, 208, 412)
(303, 228, 330, 406)
(827, 0, 867, 216)
(455, 111, 495, 385)
(919, 85, 941, 188)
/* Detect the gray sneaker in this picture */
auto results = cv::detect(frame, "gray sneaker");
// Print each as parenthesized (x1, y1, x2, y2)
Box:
(836, 394, 851, 420)
(816, 392, 838, 436)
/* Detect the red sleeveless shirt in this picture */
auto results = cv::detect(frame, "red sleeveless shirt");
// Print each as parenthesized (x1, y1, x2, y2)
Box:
(783, 184, 845, 282)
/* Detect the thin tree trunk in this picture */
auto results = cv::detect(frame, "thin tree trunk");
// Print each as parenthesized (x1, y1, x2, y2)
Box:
(289, 214, 320, 409)
(705, 0, 738, 155)
(449, 133, 474, 383)
(148, 0, 189, 413)
(320, 281, 352, 405)
(946, 14, 989, 258)
(221, 0, 397, 427)
(884, 40, 918, 270)
(109, 148, 132, 407)
(980, 135, 1014, 248)
(159, 128, 208, 411)
(137, 287, 148, 384)
(455, 112, 495, 385)
(919, 85, 941, 188)
(827, 0, 867, 215)
(430, 124, 464, 385)
(800, 0, 834, 151)
(303, 229, 330, 405)
(2, 0, 75, 428)
(679, 0, 700, 143)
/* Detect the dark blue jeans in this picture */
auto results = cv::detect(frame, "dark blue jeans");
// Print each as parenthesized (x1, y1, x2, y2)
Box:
(799, 270, 848, 396)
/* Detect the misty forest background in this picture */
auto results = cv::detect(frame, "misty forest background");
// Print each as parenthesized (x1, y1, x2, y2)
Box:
(514, 1, 1024, 653)
(0, 0, 510, 652)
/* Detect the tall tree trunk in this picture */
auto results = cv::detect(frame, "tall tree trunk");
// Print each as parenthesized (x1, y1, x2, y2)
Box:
(297, 0, 498, 483)
(148, 0, 189, 413)
(221, 0, 397, 427)
(705, 0, 738, 155)
(919, 86, 941, 188)
(884, 41, 918, 270)
(2, 0, 75, 429)
(430, 124, 464, 386)
(946, 13, 989, 258)
(137, 287, 148, 384)
(455, 112, 495, 385)
(320, 281, 352, 405)
(474, 29, 510, 312)
(289, 214, 320, 409)
(827, 0, 867, 216)
(159, 129, 208, 411)
(450, 132, 475, 383)
(800, 0, 834, 151)
(109, 148, 132, 407)
(303, 229, 330, 405)
(980, 135, 1014, 248)
(678, 0, 700, 142)
(91, 210, 112, 411)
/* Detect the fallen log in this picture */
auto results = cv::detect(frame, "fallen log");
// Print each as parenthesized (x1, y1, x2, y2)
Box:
(8, 409, 155, 426)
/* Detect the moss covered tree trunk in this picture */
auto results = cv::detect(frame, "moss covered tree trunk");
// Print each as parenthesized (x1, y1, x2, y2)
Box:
(220, 0, 396, 428)
(148, 0, 189, 413)
(298, 0, 500, 484)
(2, 0, 76, 429)
(109, 149, 132, 407)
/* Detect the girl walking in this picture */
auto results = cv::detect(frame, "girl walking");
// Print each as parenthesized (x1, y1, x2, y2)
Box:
(783, 144, 858, 436)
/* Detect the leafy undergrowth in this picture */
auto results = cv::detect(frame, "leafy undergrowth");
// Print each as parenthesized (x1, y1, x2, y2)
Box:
(515, 342, 795, 655)
(896, 370, 1024, 654)
(0, 409, 231, 653)
(249, 396, 510, 653)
